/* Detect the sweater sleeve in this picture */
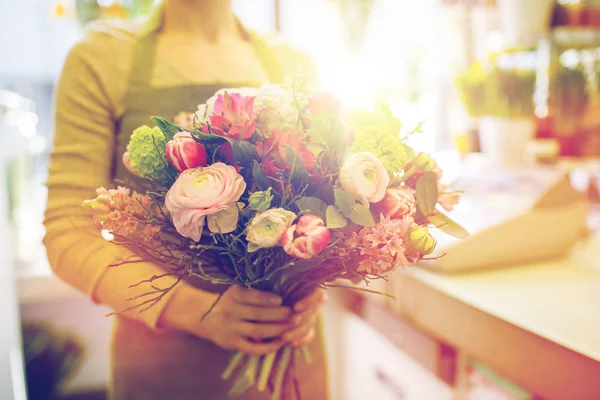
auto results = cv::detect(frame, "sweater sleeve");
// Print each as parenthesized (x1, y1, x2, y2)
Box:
(43, 38, 181, 329)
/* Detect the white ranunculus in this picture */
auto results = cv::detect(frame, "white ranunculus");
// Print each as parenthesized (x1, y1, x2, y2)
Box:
(246, 208, 297, 252)
(253, 83, 299, 138)
(339, 152, 390, 207)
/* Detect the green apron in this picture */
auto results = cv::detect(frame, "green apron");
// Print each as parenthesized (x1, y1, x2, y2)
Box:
(109, 12, 328, 400)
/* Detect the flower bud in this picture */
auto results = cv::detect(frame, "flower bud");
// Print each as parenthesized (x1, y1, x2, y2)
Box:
(403, 153, 442, 187)
(282, 215, 330, 259)
(165, 132, 208, 172)
(248, 188, 273, 212)
(404, 225, 436, 255)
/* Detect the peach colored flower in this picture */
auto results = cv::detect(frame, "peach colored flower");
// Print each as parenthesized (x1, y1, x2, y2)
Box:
(438, 184, 461, 212)
(165, 163, 246, 240)
(373, 187, 416, 219)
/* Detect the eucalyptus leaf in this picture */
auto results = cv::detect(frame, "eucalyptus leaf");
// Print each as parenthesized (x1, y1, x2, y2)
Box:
(348, 204, 375, 227)
(311, 181, 335, 205)
(296, 197, 328, 220)
(334, 189, 356, 216)
(326, 205, 348, 229)
(307, 116, 332, 147)
(415, 172, 439, 216)
(429, 212, 469, 239)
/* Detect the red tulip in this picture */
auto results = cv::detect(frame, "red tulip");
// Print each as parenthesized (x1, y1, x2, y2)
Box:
(165, 132, 208, 172)
(282, 215, 330, 259)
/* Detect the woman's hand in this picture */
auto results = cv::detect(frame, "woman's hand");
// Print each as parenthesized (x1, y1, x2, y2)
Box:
(284, 288, 328, 348)
(162, 284, 295, 355)
(160, 284, 327, 354)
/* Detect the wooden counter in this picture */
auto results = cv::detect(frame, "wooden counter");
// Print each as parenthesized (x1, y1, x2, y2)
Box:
(349, 235, 600, 400)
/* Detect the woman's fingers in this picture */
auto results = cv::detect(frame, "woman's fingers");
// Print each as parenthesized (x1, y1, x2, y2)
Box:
(236, 321, 292, 340)
(233, 303, 291, 322)
(293, 289, 327, 313)
(282, 313, 316, 344)
(234, 337, 284, 355)
(230, 286, 283, 307)
(291, 327, 315, 348)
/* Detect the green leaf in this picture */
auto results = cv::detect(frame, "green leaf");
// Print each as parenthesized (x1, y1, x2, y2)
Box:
(284, 145, 309, 183)
(231, 140, 259, 166)
(334, 189, 356, 216)
(307, 116, 332, 147)
(348, 204, 375, 227)
(151, 116, 181, 141)
(429, 213, 470, 239)
(252, 161, 270, 190)
(296, 197, 328, 220)
(311, 181, 335, 205)
(326, 205, 347, 229)
(415, 172, 439, 216)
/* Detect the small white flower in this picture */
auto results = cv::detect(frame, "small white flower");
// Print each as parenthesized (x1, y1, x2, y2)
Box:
(253, 83, 299, 138)
(246, 208, 297, 252)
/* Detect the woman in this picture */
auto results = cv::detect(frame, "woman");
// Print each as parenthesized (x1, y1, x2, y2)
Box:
(44, 1, 328, 398)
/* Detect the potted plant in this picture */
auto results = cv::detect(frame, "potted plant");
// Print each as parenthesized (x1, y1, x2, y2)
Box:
(457, 59, 536, 168)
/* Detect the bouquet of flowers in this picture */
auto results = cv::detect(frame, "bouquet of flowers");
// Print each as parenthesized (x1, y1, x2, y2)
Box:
(83, 80, 466, 399)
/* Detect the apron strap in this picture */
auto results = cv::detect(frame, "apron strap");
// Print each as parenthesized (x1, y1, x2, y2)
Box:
(127, 4, 285, 89)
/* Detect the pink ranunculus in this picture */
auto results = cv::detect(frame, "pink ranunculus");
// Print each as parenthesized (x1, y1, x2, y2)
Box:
(122, 151, 139, 177)
(166, 132, 209, 172)
(165, 163, 246, 241)
(203, 92, 258, 140)
(282, 215, 330, 260)
(374, 187, 416, 219)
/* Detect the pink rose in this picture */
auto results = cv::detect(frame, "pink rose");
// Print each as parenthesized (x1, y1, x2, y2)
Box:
(373, 187, 416, 219)
(166, 132, 209, 172)
(165, 163, 246, 241)
(122, 151, 139, 177)
(282, 215, 330, 259)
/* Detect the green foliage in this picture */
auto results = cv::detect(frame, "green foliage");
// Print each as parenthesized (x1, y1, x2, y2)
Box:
(347, 104, 413, 175)
(326, 205, 347, 229)
(429, 212, 470, 239)
(296, 197, 328, 220)
(348, 204, 375, 227)
(334, 189, 355, 215)
(415, 172, 439, 216)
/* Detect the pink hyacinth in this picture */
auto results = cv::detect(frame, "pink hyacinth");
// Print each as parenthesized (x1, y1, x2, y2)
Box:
(203, 92, 259, 140)
(282, 215, 330, 259)
(348, 214, 418, 275)
(82, 186, 159, 242)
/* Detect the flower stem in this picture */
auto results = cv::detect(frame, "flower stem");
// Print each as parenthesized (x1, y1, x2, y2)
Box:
(257, 351, 277, 392)
(222, 350, 245, 381)
(228, 354, 260, 398)
(271, 346, 292, 400)
(301, 345, 312, 365)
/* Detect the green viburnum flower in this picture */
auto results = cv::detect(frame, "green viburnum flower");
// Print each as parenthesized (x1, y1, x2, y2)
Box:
(126, 125, 171, 182)
(347, 104, 411, 176)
